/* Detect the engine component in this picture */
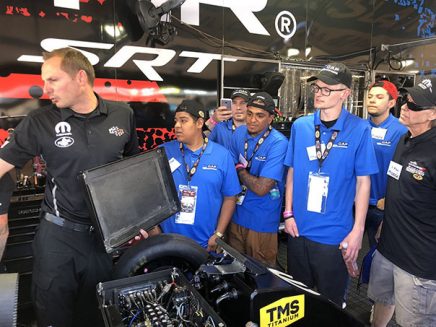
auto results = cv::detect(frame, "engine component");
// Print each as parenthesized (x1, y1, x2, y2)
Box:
(97, 268, 225, 327)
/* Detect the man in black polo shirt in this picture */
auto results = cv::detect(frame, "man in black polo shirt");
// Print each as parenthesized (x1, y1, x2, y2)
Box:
(0, 48, 141, 326)
(368, 77, 436, 327)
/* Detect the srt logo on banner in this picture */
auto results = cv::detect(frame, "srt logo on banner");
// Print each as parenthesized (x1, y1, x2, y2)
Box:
(18, 38, 238, 81)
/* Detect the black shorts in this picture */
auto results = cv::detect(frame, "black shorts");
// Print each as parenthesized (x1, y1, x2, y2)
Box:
(287, 236, 349, 306)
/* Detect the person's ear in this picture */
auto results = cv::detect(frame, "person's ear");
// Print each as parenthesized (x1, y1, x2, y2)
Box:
(76, 70, 88, 86)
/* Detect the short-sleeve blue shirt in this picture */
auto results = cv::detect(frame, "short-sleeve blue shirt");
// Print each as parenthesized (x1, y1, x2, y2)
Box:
(160, 140, 241, 247)
(208, 119, 235, 149)
(284, 108, 378, 244)
(230, 126, 288, 232)
(367, 114, 407, 205)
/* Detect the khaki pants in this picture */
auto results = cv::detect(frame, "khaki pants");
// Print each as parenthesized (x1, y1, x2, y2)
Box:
(227, 222, 277, 267)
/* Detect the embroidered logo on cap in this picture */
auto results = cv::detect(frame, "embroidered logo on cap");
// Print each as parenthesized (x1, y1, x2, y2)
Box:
(418, 79, 433, 93)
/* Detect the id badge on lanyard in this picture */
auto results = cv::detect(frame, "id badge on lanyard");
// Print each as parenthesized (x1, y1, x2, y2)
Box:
(176, 184, 198, 224)
(307, 171, 329, 214)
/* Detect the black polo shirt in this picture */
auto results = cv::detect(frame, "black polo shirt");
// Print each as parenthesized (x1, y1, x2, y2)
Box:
(0, 95, 139, 223)
(379, 127, 436, 280)
(0, 173, 15, 214)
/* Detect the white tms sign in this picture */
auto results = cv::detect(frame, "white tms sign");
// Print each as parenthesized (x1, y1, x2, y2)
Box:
(52, 0, 295, 38)
(17, 38, 237, 81)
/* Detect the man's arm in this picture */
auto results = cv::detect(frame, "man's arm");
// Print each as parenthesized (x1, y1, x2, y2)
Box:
(0, 214, 9, 261)
(342, 175, 370, 263)
(284, 167, 299, 237)
(207, 196, 236, 252)
(0, 167, 16, 261)
(205, 106, 232, 131)
(237, 169, 275, 196)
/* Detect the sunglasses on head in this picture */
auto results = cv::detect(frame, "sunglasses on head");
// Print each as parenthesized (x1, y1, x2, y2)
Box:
(397, 93, 433, 111)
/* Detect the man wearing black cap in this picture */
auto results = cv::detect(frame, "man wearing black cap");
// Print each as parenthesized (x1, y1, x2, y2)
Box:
(368, 77, 436, 327)
(227, 92, 287, 266)
(283, 62, 378, 306)
(160, 100, 240, 251)
(208, 89, 250, 149)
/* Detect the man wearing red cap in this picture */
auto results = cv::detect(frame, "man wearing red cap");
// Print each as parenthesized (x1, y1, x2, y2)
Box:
(368, 77, 436, 327)
(365, 81, 407, 248)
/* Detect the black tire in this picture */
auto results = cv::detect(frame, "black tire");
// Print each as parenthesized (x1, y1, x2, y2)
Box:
(113, 233, 209, 279)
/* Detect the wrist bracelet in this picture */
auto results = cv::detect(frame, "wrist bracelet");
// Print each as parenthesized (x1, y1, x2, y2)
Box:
(209, 116, 218, 126)
(283, 210, 294, 218)
(283, 215, 294, 220)
(235, 163, 246, 171)
(214, 231, 224, 239)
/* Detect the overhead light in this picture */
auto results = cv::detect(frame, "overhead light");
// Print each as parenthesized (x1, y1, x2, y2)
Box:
(401, 59, 415, 68)
(305, 46, 312, 57)
(287, 48, 300, 57)
(104, 24, 125, 39)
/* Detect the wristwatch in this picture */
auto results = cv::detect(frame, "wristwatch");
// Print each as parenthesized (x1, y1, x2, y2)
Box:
(214, 231, 224, 239)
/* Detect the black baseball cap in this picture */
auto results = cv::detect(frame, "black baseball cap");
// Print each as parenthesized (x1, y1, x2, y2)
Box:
(247, 92, 275, 114)
(308, 62, 352, 88)
(175, 100, 205, 119)
(231, 89, 250, 101)
(400, 78, 436, 109)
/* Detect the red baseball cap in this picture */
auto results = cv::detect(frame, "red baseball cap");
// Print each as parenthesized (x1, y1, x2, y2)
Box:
(369, 80, 399, 101)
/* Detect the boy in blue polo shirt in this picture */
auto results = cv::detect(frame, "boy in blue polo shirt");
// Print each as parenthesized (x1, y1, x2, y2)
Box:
(208, 89, 250, 149)
(160, 100, 241, 251)
(228, 92, 288, 267)
(283, 62, 378, 306)
(365, 81, 407, 248)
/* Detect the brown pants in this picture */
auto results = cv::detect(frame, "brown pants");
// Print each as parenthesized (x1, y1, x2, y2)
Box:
(227, 222, 278, 267)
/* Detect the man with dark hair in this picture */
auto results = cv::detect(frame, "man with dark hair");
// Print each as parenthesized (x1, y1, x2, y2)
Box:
(283, 62, 378, 306)
(228, 91, 288, 266)
(208, 89, 250, 148)
(368, 77, 436, 327)
(365, 81, 407, 247)
(160, 100, 240, 251)
(0, 47, 143, 326)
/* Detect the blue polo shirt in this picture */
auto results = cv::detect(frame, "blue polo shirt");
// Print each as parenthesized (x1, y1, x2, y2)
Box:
(284, 108, 378, 245)
(209, 119, 235, 149)
(367, 114, 407, 205)
(230, 126, 288, 232)
(160, 140, 241, 247)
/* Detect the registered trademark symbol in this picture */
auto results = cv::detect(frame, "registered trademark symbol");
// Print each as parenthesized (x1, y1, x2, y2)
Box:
(275, 11, 297, 39)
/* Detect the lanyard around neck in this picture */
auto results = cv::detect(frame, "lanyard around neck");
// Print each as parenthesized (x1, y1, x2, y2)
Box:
(179, 135, 208, 182)
(315, 124, 339, 169)
(244, 125, 272, 169)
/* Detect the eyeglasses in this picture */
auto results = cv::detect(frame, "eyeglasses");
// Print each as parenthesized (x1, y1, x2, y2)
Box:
(310, 84, 346, 96)
(397, 94, 433, 112)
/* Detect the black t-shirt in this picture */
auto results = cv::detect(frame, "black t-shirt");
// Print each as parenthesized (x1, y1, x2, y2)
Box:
(0, 95, 139, 223)
(378, 127, 436, 280)
(0, 173, 15, 214)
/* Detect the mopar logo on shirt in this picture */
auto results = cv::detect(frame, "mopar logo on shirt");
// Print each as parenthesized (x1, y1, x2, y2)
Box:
(54, 122, 74, 148)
